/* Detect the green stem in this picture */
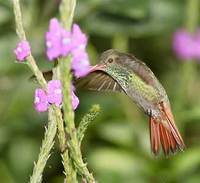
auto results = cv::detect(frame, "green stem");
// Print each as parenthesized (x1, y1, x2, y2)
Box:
(29, 110, 57, 183)
(59, 52, 95, 183)
(59, 0, 76, 30)
(59, 1, 95, 182)
(13, 0, 47, 89)
(51, 106, 77, 183)
(56, 0, 78, 182)
(185, 0, 199, 33)
(52, 68, 77, 181)
(77, 105, 100, 145)
(13, 0, 71, 182)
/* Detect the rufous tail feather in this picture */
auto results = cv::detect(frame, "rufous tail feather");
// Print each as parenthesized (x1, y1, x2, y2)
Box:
(149, 102, 185, 155)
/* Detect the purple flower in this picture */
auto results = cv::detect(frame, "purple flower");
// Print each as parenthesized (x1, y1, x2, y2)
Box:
(71, 24, 87, 52)
(71, 90, 79, 110)
(45, 19, 62, 60)
(72, 49, 90, 78)
(47, 80, 63, 107)
(71, 85, 79, 110)
(14, 40, 31, 62)
(34, 88, 49, 112)
(45, 18, 91, 74)
(34, 80, 80, 112)
(45, 18, 71, 60)
(70, 24, 90, 77)
(173, 30, 195, 60)
(45, 18, 91, 77)
(173, 29, 200, 61)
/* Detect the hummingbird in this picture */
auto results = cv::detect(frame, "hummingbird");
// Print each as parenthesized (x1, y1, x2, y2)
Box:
(76, 49, 185, 155)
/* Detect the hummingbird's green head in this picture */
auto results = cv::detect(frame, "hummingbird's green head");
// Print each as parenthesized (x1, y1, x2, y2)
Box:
(93, 49, 134, 88)
(98, 49, 136, 70)
(95, 49, 156, 88)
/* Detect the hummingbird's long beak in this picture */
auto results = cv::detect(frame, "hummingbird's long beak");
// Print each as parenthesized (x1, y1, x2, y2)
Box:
(90, 63, 106, 72)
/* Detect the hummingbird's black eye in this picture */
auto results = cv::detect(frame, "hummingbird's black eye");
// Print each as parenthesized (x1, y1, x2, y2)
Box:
(108, 58, 114, 63)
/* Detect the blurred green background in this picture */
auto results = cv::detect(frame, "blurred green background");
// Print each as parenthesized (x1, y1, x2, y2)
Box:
(1, 0, 200, 182)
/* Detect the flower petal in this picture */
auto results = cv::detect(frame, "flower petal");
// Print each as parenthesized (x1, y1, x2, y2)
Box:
(34, 88, 48, 112)
(14, 40, 31, 62)
(47, 80, 63, 107)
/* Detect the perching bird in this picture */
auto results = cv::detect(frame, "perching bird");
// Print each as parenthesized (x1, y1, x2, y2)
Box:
(76, 49, 185, 156)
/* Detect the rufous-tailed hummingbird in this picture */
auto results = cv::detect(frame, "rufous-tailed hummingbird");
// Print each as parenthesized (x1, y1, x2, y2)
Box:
(42, 49, 185, 156)
(76, 49, 185, 155)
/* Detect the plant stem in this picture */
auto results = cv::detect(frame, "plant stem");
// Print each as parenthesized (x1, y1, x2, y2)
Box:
(185, 0, 199, 33)
(29, 111, 57, 183)
(13, 0, 96, 182)
(13, 0, 72, 182)
(13, 0, 47, 89)
(51, 106, 77, 183)
(59, 57, 96, 182)
(59, 0, 96, 182)
(77, 105, 100, 145)
(59, 0, 76, 30)
(56, 0, 79, 181)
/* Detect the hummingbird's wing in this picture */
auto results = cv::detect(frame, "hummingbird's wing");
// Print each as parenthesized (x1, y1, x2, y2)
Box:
(30, 69, 124, 93)
(129, 59, 158, 86)
(75, 70, 124, 93)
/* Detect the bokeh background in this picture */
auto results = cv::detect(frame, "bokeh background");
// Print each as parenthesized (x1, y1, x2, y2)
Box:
(1, 0, 200, 182)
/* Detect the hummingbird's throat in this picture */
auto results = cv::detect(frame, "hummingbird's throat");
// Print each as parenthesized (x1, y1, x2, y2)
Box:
(104, 65, 132, 89)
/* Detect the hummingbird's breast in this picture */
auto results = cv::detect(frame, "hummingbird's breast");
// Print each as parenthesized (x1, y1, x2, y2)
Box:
(127, 72, 162, 113)
(106, 66, 164, 115)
